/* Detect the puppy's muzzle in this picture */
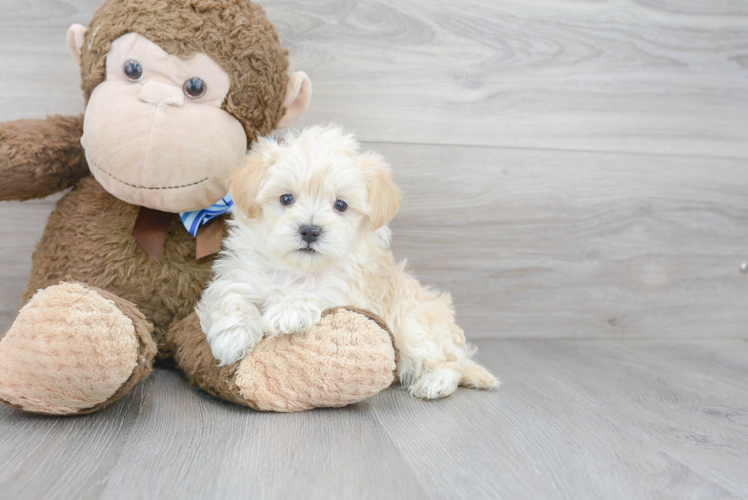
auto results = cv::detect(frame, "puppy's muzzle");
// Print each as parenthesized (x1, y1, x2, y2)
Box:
(299, 225, 322, 244)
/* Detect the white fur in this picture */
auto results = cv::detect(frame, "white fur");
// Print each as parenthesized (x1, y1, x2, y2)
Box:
(196, 125, 498, 399)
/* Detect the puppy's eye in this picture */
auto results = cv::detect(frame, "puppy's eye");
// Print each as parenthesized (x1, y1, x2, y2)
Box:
(123, 60, 143, 82)
(334, 200, 348, 212)
(280, 194, 294, 206)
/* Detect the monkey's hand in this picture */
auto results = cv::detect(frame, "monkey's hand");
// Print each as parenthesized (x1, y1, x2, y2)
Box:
(0, 115, 88, 201)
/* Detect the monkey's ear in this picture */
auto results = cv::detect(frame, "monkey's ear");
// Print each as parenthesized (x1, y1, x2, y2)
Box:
(359, 152, 402, 230)
(278, 72, 312, 128)
(66, 24, 88, 66)
(229, 145, 274, 218)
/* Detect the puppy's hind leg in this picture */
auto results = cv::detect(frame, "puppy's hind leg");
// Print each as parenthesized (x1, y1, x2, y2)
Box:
(459, 358, 500, 390)
(407, 360, 498, 399)
(398, 301, 499, 399)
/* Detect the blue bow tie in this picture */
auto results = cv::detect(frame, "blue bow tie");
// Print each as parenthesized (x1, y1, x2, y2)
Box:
(179, 194, 233, 237)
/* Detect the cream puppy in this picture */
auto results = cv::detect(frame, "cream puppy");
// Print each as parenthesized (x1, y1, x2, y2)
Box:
(196, 125, 498, 399)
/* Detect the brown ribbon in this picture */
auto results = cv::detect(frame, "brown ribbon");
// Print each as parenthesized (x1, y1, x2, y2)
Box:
(131, 206, 224, 262)
(131, 207, 172, 261)
(195, 216, 225, 260)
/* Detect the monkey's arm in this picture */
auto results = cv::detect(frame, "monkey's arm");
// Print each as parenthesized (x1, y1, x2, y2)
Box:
(0, 115, 88, 201)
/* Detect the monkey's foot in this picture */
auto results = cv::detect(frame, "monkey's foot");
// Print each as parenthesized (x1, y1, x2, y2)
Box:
(170, 308, 398, 412)
(0, 282, 156, 415)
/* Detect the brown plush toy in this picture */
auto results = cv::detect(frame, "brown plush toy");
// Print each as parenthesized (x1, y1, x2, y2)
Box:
(0, 0, 397, 415)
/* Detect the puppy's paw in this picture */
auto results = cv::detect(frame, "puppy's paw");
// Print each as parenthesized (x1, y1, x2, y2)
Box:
(461, 361, 500, 390)
(261, 301, 322, 337)
(408, 368, 462, 400)
(206, 321, 263, 366)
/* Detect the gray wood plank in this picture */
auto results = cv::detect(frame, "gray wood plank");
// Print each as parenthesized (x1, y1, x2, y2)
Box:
(1, 0, 747, 157)
(97, 371, 429, 500)
(275, 0, 748, 157)
(2, 143, 747, 340)
(1, 1, 746, 340)
(2, 340, 748, 499)
(500, 340, 748, 497)
(0, 369, 430, 500)
(615, 339, 748, 392)
(0, 379, 149, 500)
(377, 144, 748, 340)
(380, 143, 747, 340)
(0, 193, 65, 333)
(368, 339, 748, 499)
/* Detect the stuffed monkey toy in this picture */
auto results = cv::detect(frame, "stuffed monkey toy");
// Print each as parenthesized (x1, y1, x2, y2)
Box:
(0, 0, 397, 414)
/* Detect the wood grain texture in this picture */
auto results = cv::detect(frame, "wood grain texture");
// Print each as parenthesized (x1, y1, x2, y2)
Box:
(0, 193, 64, 333)
(1, 143, 746, 339)
(0, 377, 149, 499)
(1, 339, 747, 499)
(1, 0, 747, 157)
(272, 0, 748, 158)
(0, 368, 429, 500)
(368, 339, 748, 500)
(375, 143, 748, 339)
(1, 0, 746, 339)
(96, 375, 429, 500)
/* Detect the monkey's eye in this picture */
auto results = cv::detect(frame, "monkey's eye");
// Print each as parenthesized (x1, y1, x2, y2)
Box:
(280, 194, 294, 206)
(123, 60, 143, 82)
(334, 200, 348, 212)
(183, 77, 206, 98)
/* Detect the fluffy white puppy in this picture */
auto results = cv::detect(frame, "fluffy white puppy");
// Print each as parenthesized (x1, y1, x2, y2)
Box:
(196, 125, 498, 399)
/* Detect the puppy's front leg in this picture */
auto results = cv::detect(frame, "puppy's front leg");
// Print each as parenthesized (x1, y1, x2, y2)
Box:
(196, 286, 264, 366)
(261, 300, 322, 337)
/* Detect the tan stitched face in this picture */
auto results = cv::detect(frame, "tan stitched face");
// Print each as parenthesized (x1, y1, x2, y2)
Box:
(81, 33, 247, 213)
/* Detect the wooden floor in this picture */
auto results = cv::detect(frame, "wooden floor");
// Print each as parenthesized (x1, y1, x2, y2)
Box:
(1, 0, 747, 499)
(1, 340, 748, 499)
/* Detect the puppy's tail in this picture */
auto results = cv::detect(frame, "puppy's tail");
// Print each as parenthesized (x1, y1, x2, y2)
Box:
(460, 360, 500, 390)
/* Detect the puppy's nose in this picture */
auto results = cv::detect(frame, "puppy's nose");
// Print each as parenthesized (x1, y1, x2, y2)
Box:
(299, 225, 322, 244)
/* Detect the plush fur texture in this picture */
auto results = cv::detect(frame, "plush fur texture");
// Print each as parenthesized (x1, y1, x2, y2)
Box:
(198, 126, 498, 399)
(23, 177, 214, 358)
(0, 282, 155, 415)
(0, 115, 87, 201)
(79, 0, 288, 143)
(170, 307, 398, 412)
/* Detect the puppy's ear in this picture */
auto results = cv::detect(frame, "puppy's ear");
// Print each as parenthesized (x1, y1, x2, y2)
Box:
(359, 152, 402, 230)
(230, 146, 271, 218)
